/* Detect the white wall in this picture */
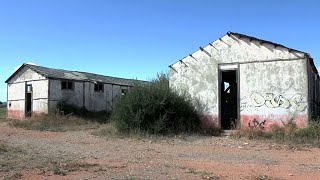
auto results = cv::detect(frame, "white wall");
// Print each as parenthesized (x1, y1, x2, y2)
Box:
(239, 59, 308, 128)
(7, 82, 25, 118)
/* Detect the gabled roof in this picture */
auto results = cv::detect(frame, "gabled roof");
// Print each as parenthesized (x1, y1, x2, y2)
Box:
(6, 64, 144, 86)
(170, 31, 318, 75)
(228, 32, 306, 55)
(229, 32, 317, 75)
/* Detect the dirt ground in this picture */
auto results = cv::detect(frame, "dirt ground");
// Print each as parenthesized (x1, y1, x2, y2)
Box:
(1, 123, 320, 180)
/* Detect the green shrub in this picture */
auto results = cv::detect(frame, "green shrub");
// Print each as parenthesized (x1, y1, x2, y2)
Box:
(111, 73, 201, 135)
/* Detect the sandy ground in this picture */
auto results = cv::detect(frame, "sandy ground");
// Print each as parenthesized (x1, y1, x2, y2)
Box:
(1, 124, 320, 180)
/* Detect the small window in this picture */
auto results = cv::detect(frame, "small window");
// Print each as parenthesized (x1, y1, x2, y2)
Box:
(27, 85, 32, 92)
(61, 81, 73, 90)
(121, 89, 128, 96)
(94, 83, 104, 92)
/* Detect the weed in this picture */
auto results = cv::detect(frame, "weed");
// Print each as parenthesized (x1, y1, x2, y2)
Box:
(93, 123, 118, 137)
(52, 164, 67, 176)
(255, 174, 268, 180)
(233, 119, 320, 146)
(3, 172, 23, 180)
(51, 162, 99, 176)
(186, 168, 211, 176)
(9, 113, 101, 132)
(232, 128, 271, 140)
(0, 107, 7, 122)
(0, 140, 26, 173)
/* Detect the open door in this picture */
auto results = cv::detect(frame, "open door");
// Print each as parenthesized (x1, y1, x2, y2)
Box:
(26, 84, 32, 117)
(220, 69, 238, 129)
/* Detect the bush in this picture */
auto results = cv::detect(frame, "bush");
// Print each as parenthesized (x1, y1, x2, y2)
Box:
(111, 73, 201, 135)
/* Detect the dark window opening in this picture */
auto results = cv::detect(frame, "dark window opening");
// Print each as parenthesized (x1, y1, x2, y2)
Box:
(220, 70, 238, 130)
(94, 83, 104, 92)
(61, 81, 73, 90)
(121, 89, 128, 96)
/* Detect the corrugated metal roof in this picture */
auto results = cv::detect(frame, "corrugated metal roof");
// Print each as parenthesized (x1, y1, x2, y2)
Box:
(6, 64, 144, 86)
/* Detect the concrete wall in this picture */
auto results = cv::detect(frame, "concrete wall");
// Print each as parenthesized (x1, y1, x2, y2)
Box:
(49, 79, 84, 110)
(7, 66, 48, 118)
(7, 82, 26, 118)
(49, 79, 130, 112)
(307, 61, 320, 118)
(169, 33, 309, 129)
(240, 59, 308, 128)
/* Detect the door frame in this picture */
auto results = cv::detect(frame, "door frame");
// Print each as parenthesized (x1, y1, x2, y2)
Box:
(25, 83, 33, 117)
(218, 63, 240, 129)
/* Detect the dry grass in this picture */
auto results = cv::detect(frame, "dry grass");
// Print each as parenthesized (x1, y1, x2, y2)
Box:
(0, 140, 26, 173)
(0, 107, 7, 122)
(93, 123, 119, 137)
(232, 120, 320, 146)
(9, 114, 100, 132)
(0, 140, 100, 178)
(50, 161, 99, 176)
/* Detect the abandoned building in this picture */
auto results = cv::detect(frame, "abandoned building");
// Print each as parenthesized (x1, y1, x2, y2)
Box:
(169, 32, 319, 130)
(6, 63, 142, 119)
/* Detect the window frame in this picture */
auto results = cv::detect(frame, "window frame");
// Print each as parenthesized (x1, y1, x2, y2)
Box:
(61, 80, 74, 90)
(94, 83, 104, 92)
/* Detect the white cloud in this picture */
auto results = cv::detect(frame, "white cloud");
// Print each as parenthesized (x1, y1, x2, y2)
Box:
(12, 62, 36, 73)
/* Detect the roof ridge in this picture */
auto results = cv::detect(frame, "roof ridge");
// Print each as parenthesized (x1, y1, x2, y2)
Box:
(6, 63, 146, 84)
(227, 31, 308, 55)
(25, 63, 140, 81)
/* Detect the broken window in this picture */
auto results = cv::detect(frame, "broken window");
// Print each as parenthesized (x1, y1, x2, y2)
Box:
(121, 89, 128, 96)
(94, 83, 104, 92)
(61, 81, 73, 90)
(224, 82, 230, 93)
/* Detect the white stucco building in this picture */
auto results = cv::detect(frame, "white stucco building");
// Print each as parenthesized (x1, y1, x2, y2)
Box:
(6, 64, 142, 119)
(169, 32, 319, 129)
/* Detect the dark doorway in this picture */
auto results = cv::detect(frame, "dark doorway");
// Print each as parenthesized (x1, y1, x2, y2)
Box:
(26, 85, 32, 117)
(220, 70, 238, 129)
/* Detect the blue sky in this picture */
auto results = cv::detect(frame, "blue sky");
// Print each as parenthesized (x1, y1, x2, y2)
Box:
(0, 0, 319, 102)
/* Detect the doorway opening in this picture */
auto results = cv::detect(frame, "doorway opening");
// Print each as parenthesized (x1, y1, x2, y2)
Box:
(26, 85, 32, 117)
(220, 70, 238, 129)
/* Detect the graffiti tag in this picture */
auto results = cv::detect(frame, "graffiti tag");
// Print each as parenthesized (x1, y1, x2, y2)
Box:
(251, 93, 307, 112)
(248, 119, 266, 129)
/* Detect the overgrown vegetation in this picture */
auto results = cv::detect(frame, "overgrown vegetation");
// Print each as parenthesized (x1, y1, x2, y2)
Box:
(233, 119, 320, 145)
(112, 73, 202, 135)
(9, 112, 100, 132)
(53, 103, 111, 123)
(8, 103, 111, 131)
(0, 107, 6, 121)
